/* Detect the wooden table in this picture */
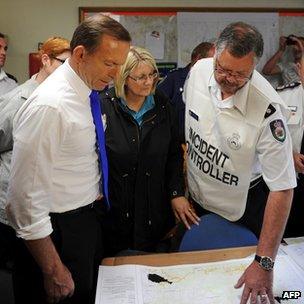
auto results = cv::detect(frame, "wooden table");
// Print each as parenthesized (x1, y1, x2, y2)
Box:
(102, 246, 256, 266)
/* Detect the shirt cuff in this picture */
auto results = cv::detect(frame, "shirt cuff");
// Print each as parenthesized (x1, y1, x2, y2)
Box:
(266, 179, 297, 192)
(15, 216, 53, 240)
(170, 189, 184, 200)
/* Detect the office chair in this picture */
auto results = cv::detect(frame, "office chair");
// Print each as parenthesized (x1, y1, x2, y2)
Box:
(179, 213, 258, 252)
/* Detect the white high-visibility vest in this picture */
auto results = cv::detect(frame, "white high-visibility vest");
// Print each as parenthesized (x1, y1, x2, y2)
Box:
(184, 58, 288, 221)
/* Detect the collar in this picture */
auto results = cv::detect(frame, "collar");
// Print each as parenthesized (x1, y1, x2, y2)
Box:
(233, 79, 250, 116)
(61, 59, 91, 102)
(208, 71, 251, 115)
(208, 73, 221, 100)
(208, 74, 234, 109)
(0, 69, 7, 81)
(20, 74, 39, 99)
(120, 94, 155, 114)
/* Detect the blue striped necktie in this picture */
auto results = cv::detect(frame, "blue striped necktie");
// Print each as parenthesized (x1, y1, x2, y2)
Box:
(89, 90, 110, 209)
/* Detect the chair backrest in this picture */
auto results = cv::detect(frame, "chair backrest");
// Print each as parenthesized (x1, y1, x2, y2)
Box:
(179, 213, 258, 252)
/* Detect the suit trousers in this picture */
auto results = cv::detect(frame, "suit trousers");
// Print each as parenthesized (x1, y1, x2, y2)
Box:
(12, 201, 104, 304)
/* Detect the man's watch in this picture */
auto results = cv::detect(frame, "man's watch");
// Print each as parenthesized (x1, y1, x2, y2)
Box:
(254, 255, 274, 271)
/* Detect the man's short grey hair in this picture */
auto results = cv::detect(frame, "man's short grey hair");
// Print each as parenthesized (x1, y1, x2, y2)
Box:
(70, 14, 131, 54)
(215, 22, 264, 63)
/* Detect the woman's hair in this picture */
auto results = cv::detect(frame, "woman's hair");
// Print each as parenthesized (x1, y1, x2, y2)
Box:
(39, 37, 70, 64)
(115, 46, 159, 100)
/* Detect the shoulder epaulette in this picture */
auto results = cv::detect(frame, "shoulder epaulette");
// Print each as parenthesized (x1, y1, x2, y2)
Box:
(6, 73, 18, 83)
(264, 104, 276, 118)
(168, 67, 182, 74)
(276, 82, 301, 92)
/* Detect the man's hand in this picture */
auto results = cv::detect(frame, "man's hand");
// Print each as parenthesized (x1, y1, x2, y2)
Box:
(293, 152, 304, 173)
(235, 261, 275, 304)
(24, 236, 75, 303)
(171, 196, 200, 229)
(44, 262, 75, 303)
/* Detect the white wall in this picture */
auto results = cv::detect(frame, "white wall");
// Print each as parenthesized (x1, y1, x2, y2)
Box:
(0, 0, 303, 82)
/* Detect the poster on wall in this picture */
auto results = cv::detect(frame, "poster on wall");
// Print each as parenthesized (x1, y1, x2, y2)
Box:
(145, 30, 165, 59)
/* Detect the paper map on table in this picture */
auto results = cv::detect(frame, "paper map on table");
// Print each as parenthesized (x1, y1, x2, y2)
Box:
(95, 254, 304, 304)
(281, 241, 304, 272)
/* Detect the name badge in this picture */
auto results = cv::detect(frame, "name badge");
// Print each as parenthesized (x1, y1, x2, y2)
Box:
(288, 106, 297, 115)
(189, 110, 199, 121)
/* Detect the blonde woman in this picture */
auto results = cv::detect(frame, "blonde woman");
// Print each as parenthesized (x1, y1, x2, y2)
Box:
(100, 46, 199, 256)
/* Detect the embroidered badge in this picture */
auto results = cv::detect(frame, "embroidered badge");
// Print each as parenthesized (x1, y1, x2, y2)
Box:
(270, 119, 286, 143)
(227, 133, 241, 150)
(264, 104, 276, 118)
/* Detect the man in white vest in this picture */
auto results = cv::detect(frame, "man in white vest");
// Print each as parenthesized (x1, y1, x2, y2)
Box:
(184, 22, 296, 304)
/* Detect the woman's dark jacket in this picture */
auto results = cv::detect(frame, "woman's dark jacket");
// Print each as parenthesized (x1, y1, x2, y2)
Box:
(100, 87, 185, 255)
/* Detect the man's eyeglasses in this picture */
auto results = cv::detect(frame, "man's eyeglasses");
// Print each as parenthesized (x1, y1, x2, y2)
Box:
(214, 60, 251, 82)
(52, 57, 66, 64)
(128, 72, 158, 83)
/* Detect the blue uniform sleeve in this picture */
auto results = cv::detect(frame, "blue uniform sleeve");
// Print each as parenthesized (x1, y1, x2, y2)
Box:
(158, 73, 175, 101)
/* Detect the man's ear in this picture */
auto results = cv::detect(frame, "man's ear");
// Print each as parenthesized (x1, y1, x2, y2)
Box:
(296, 59, 304, 84)
(72, 45, 86, 63)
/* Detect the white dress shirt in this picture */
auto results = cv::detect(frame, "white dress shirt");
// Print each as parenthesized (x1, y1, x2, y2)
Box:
(278, 83, 304, 154)
(0, 69, 18, 96)
(208, 73, 295, 188)
(0, 74, 39, 225)
(6, 60, 100, 240)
